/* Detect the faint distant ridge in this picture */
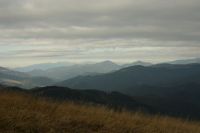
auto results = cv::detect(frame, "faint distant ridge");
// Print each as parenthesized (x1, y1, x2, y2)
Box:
(0, 66, 55, 88)
(169, 58, 200, 64)
(122, 61, 152, 68)
(14, 60, 152, 81)
(15, 62, 74, 72)
(13, 58, 200, 73)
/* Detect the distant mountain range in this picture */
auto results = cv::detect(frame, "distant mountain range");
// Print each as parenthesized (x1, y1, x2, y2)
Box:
(0, 60, 152, 88)
(27, 61, 121, 81)
(122, 61, 152, 68)
(57, 63, 200, 97)
(0, 67, 55, 88)
(0, 58, 200, 89)
(52, 62, 200, 117)
(15, 61, 152, 81)
(14, 58, 200, 81)
(168, 58, 200, 64)
(15, 62, 74, 72)
(0, 59, 200, 119)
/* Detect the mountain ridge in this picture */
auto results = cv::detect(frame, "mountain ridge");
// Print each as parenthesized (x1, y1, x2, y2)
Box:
(0, 67, 55, 88)
(57, 63, 200, 92)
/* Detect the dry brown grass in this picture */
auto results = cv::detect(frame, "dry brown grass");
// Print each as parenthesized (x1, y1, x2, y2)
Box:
(0, 91, 200, 133)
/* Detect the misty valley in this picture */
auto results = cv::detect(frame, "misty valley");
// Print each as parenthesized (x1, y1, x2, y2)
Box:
(1, 59, 200, 120)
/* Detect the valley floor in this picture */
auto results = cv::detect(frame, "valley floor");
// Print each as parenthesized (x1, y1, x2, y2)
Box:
(0, 91, 200, 133)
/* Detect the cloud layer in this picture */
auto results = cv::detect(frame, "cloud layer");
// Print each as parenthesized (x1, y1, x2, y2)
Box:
(0, 0, 200, 67)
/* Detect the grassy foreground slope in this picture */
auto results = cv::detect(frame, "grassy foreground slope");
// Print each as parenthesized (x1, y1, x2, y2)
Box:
(0, 91, 200, 133)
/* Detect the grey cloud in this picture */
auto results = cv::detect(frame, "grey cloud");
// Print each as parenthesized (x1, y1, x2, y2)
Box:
(0, 0, 200, 67)
(0, 0, 200, 42)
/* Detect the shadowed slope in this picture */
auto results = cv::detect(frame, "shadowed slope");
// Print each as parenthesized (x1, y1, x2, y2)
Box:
(0, 91, 200, 133)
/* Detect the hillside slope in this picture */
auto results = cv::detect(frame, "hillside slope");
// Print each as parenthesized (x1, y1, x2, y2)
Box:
(1, 91, 200, 133)
(57, 64, 200, 93)
(0, 67, 55, 88)
(30, 86, 149, 112)
(56, 64, 200, 119)
(1, 84, 199, 119)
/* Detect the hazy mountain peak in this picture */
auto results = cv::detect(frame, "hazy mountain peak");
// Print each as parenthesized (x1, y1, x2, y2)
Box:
(122, 61, 152, 68)
(95, 60, 118, 66)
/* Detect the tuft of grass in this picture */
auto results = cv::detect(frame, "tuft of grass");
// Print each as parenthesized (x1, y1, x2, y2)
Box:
(0, 91, 200, 133)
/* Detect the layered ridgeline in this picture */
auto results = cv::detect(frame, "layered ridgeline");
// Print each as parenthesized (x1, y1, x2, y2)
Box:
(0, 67, 55, 88)
(1, 84, 200, 119)
(57, 64, 200, 118)
(3, 60, 195, 88)
(1, 61, 200, 119)
(0, 85, 151, 113)
(15, 61, 152, 81)
(57, 63, 200, 95)
(14, 58, 200, 81)
(169, 58, 200, 64)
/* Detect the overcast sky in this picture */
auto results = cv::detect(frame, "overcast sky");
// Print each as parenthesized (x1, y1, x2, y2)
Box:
(0, 0, 200, 67)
